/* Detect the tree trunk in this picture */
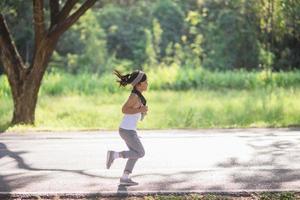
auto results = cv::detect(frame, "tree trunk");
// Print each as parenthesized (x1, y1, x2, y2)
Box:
(0, 0, 98, 125)
(11, 38, 57, 125)
(11, 80, 39, 125)
(1, 13, 56, 125)
(10, 42, 56, 125)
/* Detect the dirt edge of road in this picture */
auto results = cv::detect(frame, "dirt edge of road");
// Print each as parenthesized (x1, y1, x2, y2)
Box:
(1, 191, 299, 200)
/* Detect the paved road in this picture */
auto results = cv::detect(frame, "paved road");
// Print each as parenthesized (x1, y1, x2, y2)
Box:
(0, 128, 300, 196)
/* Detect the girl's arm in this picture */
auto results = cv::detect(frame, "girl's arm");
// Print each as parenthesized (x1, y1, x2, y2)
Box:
(122, 94, 147, 114)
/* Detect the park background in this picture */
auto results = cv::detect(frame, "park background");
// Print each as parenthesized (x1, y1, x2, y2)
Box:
(0, 0, 300, 131)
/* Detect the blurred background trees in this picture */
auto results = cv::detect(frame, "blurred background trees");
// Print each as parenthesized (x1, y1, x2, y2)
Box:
(1, 0, 299, 76)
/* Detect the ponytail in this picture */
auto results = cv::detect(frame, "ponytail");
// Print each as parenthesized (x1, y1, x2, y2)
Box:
(114, 70, 131, 87)
(114, 69, 147, 87)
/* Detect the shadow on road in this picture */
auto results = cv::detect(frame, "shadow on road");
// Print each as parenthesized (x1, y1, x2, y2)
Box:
(0, 142, 116, 192)
(216, 132, 300, 190)
(0, 143, 46, 193)
(117, 185, 128, 197)
(127, 131, 300, 192)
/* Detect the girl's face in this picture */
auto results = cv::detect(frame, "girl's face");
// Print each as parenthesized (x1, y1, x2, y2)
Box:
(136, 80, 148, 92)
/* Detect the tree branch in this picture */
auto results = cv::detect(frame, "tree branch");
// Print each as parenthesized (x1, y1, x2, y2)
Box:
(49, 0, 98, 38)
(33, 0, 46, 48)
(57, 0, 79, 22)
(50, 0, 60, 27)
(0, 14, 26, 91)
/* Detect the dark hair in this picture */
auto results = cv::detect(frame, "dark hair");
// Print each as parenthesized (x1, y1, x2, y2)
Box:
(114, 69, 147, 87)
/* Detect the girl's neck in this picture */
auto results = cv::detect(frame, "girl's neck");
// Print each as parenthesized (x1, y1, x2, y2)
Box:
(134, 87, 143, 93)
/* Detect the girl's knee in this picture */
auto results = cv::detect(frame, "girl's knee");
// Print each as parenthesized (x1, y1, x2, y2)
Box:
(139, 149, 145, 158)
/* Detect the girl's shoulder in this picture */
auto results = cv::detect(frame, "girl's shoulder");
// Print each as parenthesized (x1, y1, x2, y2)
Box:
(128, 92, 141, 105)
(129, 92, 139, 98)
(127, 93, 139, 102)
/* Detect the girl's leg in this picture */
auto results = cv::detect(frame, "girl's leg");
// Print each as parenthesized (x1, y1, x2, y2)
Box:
(119, 129, 145, 174)
(106, 128, 144, 170)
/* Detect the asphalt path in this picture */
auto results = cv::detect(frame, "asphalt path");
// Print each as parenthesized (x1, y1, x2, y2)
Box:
(0, 128, 300, 197)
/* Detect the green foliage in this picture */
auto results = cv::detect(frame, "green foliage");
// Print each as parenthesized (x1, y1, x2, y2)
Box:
(98, 3, 152, 65)
(144, 18, 163, 69)
(259, 44, 275, 69)
(1, 0, 34, 69)
(50, 10, 108, 74)
(1, 0, 300, 74)
(175, 10, 204, 68)
(0, 76, 12, 131)
(144, 28, 158, 68)
(0, 75, 11, 97)
(152, 0, 185, 58)
(202, 0, 260, 70)
(73, 10, 108, 74)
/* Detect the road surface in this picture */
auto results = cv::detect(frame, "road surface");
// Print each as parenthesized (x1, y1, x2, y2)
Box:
(1, 128, 300, 197)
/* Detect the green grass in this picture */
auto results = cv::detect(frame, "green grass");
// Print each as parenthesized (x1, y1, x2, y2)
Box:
(1, 87, 300, 131)
(1, 69, 300, 131)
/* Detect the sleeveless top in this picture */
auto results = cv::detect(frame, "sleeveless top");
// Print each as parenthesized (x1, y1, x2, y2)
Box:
(119, 112, 142, 131)
(119, 89, 147, 131)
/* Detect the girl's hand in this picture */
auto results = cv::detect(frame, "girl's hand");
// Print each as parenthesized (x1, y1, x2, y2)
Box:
(140, 105, 148, 113)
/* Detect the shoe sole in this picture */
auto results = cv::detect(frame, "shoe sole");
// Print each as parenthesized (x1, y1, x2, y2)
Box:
(119, 182, 138, 186)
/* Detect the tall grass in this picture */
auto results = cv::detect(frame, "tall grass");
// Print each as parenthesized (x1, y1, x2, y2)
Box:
(1, 69, 300, 131)
(147, 66, 300, 90)
(41, 68, 300, 94)
(141, 88, 300, 129)
(1, 88, 300, 131)
(1, 68, 299, 97)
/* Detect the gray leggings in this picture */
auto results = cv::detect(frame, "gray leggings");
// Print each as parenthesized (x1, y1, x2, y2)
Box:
(119, 128, 145, 174)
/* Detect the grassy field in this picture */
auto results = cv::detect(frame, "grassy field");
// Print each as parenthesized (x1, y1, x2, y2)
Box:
(1, 69, 300, 131)
(1, 86, 300, 131)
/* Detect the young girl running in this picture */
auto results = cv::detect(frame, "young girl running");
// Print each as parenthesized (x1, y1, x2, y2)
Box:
(106, 70, 148, 186)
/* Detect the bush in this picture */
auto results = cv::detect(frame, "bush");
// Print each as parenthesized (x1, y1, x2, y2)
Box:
(2, 68, 300, 98)
(0, 75, 11, 97)
(146, 66, 300, 91)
